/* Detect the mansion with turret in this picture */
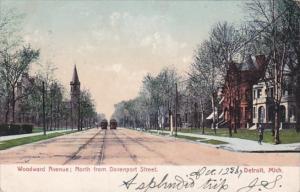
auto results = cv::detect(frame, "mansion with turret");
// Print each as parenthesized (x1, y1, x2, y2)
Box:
(218, 55, 297, 130)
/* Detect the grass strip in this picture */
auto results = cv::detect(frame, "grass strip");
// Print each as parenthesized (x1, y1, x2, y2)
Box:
(179, 128, 300, 144)
(0, 131, 75, 150)
(200, 139, 228, 145)
(175, 134, 204, 141)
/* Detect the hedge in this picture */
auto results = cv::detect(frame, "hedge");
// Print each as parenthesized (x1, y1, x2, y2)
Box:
(0, 124, 33, 136)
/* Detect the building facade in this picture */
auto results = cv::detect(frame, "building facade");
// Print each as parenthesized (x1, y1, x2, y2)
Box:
(252, 81, 297, 129)
(221, 55, 267, 129)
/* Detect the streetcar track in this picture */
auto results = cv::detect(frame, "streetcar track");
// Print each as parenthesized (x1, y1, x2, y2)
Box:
(110, 130, 138, 164)
(118, 130, 178, 165)
(63, 130, 102, 165)
(96, 129, 106, 165)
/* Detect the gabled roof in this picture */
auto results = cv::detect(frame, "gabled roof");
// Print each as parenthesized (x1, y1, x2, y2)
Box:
(236, 55, 257, 71)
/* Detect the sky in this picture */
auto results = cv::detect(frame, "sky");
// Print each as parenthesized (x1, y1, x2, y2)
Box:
(1, 0, 246, 118)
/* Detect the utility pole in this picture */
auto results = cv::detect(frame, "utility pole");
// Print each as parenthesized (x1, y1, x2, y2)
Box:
(42, 81, 46, 136)
(175, 83, 178, 137)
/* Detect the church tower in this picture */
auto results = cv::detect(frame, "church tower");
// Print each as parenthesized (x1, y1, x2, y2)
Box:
(70, 65, 81, 130)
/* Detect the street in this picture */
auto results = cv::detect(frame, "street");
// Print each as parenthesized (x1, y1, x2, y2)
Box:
(0, 128, 299, 165)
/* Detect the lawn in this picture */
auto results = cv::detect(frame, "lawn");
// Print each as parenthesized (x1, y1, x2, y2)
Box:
(175, 134, 204, 141)
(0, 131, 76, 150)
(174, 135, 228, 145)
(178, 127, 300, 144)
(32, 127, 70, 133)
(200, 139, 228, 145)
(32, 127, 43, 133)
(147, 130, 228, 145)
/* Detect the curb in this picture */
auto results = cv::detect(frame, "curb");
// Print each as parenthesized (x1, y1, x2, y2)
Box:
(144, 129, 300, 153)
(217, 146, 300, 153)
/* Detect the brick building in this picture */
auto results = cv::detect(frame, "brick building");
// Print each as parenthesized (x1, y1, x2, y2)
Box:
(221, 55, 267, 129)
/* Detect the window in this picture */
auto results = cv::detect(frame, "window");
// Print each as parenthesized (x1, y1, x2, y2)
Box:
(269, 88, 274, 98)
(258, 106, 265, 123)
(257, 89, 262, 98)
(253, 107, 256, 118)
(253, 90, 256, 99)
(289, 106, 295, 118)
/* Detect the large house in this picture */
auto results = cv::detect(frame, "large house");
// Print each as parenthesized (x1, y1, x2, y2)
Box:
(220, 55, 267, 129)
(252, 79, 297, 129)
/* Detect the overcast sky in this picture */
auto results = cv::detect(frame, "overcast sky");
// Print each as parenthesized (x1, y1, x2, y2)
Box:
(1, 0, 246, 118)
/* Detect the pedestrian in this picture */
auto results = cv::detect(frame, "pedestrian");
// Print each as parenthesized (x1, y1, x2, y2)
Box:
(258, 124, 264, 145)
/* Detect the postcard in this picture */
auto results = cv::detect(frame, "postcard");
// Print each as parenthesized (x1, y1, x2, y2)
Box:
(0, 0, 299, 192)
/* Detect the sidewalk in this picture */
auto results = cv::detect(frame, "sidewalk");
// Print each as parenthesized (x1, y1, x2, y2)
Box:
(0, 129, 74, 142)
(148, 129, 300, 153)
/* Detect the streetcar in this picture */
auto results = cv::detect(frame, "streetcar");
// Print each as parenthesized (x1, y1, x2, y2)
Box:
(100, 119, 108, 129)
(110, 119, 117, 129)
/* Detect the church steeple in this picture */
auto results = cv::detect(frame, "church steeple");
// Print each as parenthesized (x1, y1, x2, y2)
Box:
(71, 65, 80, 84)
(70, 65, 81, 131)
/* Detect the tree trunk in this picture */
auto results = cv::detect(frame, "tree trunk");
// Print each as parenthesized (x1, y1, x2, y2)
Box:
(201, 109, 204, 134)
(12, 89, 16, 123)
(5, 97, 10, 123)
(296, 72, 300, 132)
(274, 103, 281, 144)
(211, 94, 216, 134)
(50, 99, 53, 131)
(234, 102, 238, 134)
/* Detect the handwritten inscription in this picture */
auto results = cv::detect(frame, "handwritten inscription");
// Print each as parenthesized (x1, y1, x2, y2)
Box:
(237, 175, 283, 192)
(121, 166, 284, 192)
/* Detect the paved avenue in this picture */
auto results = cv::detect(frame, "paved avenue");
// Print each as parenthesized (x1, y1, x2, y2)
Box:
(0, 128, 299, 165)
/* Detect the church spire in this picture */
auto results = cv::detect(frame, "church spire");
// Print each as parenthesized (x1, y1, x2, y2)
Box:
(71, 65, 80, 84)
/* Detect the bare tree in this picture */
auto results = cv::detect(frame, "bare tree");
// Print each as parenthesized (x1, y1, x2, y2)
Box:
(280, 0, 300, 132)
(79, 89, 97, 129)
(0, 46, 39, 123)
(245, 0, 296, 143)
(186, 72, 211, 134)
(190, 22, 245, 135)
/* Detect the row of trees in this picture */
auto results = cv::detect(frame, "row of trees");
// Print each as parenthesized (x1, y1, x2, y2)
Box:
(112, 0, 300, 143)
(112, 67, 180, 129)
(0, 9, 99, 130)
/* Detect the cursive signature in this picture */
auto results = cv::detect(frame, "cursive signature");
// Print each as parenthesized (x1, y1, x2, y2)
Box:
(121, 171, 230, 192)
(121, 173, 195, 192)
(236, 175, 283, 192)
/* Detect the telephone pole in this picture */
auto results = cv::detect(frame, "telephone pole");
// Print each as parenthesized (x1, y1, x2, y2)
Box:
(175, 83, 178, 136)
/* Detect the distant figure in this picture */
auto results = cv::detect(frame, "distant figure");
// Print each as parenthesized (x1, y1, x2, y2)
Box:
(258, 124, 264, 145)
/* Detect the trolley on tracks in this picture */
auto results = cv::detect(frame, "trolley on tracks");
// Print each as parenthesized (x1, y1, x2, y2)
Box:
(110, 119, 117, 129)
(100, 119, 108, 129)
